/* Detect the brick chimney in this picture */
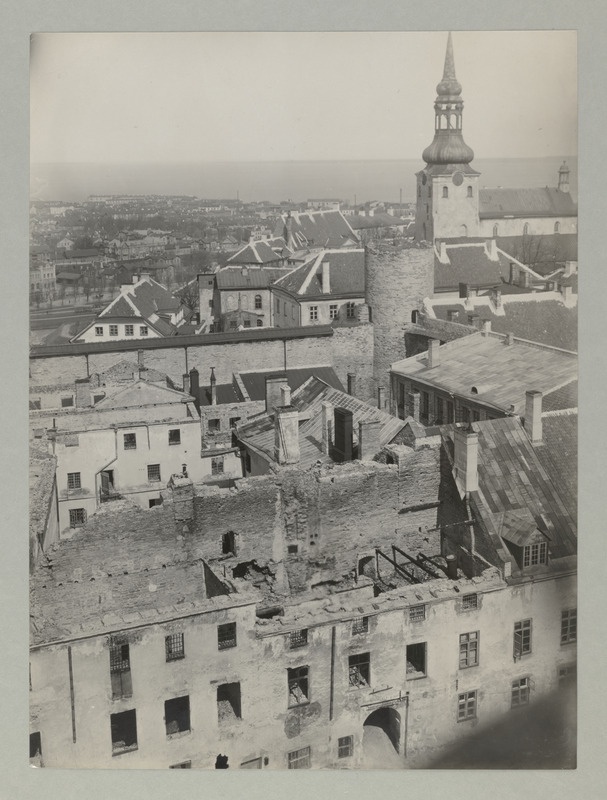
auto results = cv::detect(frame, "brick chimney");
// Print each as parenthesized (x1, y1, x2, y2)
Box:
(168, 475, 194, 522)
(524, 390, 543, 444)
(321, 400, 333, 454)
(210, 366, 217, 406)
(333, 407, 354, 463)
(347, 373, 356, 396)
(265, 374, 289, 414)
(358, 419, 382, 461)
(482, 320, 492, 336)
(487, 238, 498, 260)
(189, 368, 200, 412)
(183, 373, 191, 394)
(427, 339, 440, 368)
(410, 389, 421, 422)
(321, 260, 331, 294)
(453, 427, 479, 497)
(377, 386, 386, 410)
(274, 405, 300, 464)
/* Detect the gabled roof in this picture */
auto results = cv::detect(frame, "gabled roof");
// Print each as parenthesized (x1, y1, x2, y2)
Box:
(434, 242, 541, 291)
(273, 249, 365, 298)
(227, 237, 292, 265)
(239, 366, 344, 402)
(96, 360, 172, 386)
(237, 376, 406, 470)
(479, 188, 577, 219)
(442, 417, 576, 561)
(93, 379, 192, 410)
(392, 331, 577, 415)
(273, 210, 360, 249)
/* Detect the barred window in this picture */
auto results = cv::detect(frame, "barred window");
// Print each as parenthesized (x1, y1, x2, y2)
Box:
(459, 631, 479, 668)
(110, 642, 130, 673)
(511, 677, 530, 707)
(147, 464, 161, 482)
(514, 619, 532, 658)
(351, 616, 369, 635)
(211, 456, 224, 476)
(561, 609, 577, 644)
(69, 508, 86, 527)
(287, 746, 311, 769)
(165, 633, 185, 662)
(348, 652, 370, 687)
(109, 640, 132, 700)
(67, 472, 81, 490)
(289, 629, 308, 649)
(288, 666, 309, 706)
(218, 622, 237, 650)
(409, 604, 426, 622)
(338, 736, 353, 758)
(457, 690, 477, 721)
(462, 593, 478, 610)
(123, 433, 136, 450)
(168, 429, 181, 446)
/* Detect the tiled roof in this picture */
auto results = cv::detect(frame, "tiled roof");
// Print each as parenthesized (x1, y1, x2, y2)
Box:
(479, 188, 577, 219)
(434, 243, 536, 291)
(274, 249, 365, 298)
(200, 382, 242, 406)
(97, 360, 171, 385)
(349, 213, 407, 230)
(495, 234, 577, 275)
(216, 267, 286, 290)
(442, 417, 576, 561)
(391, 331, 577, 415)
(93, 380, 192, 411)
(227, 238, 292, 265)
(273, 210, 360, 249)
(237, 376, 406, 470)
(95, 278, 181, 337)
(429, 298, 577, 351)
(238, 366, 344, 402)
(537, 411, 577, 518)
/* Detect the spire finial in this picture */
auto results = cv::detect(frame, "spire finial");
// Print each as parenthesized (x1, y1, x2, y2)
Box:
(443, 31, 456, 81)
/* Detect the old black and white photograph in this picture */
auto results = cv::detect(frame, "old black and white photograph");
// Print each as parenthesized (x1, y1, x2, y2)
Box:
(27, 30, 578, 771)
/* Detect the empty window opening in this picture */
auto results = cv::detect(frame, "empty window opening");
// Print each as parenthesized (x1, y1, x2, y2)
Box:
(111, 709, 138, 753)
(147, 464, 161, 482)
(338, 736, 353, 758)
(229, 417, 241, 429)
(148, 497, 162, 508)
(211, 456, 224, 476)
(409, 604, 426, 622)
(109, 640, 132, 699)
(406, 642, 427, 678)
(358, 556, 375, 578)
(222, 531, 236, 556)
(165, 695, 191, 736)
(165, 633, 185, 662)
(218, 622, 237, 650)
(217, 682, 241, 722)
(67, 472, 81, 490)
(288, 746, 311, 769)
(255, 605, 284, 620)
(30, 732, 42, 761)
(69, 508, 86, 528)
(288, 666, 309, 706)
(514, 619, 532, 659)
(123, 432, 136, 450)
(61, 396, 74, 408)
(459, 631, 479, 668)
(457, 690, 477, 721)
(208, 418, 221, 432)
(287, 544, 299, 556)
(168, 429, 181, 446)
(462, 593, 478, 610)
(289, 629, 308, 649)
(511, 677, 530, 708)
(561, 609, 577, 644)
(351, 616, 369, 635)
(349, 652, 370, 687)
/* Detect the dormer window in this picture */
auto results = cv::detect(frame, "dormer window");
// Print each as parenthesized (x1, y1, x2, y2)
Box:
(523, 541, 548, 568)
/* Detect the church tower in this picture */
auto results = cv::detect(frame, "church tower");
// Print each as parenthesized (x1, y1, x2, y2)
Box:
(415, 33, 480, 242)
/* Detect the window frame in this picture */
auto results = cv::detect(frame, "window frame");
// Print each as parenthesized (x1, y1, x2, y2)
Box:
(61, 396, 74, 408)
(123, 432, 137, 450)
(457, 690, 477, 722)
(514, 619, 532, 659)
(95, 326, 103, 336)
(147, 464, 161, 482)
(124, 324, 134, 336)
(338, 735, 353, 759)
(560, 609, 577, 645)
(409, 604, 426, 623)
(217, 622, 237, 650)
(287, 665, 310, 707)
(69, 508, 86, 528)
(254, 294, 262, 310)
(109, 324, 119, 337)
(211, 456, 225, 476)
(309, 305, 319, 322)
(287, 745, 311, 769)
(165, 633, 185, 662)
(523, 541, 548, 568)
(140, 325, 148, 336)
(351, 616, 369, 635)
(461, 593, 478, 610)
(348, 652, 370, 688)
(459, 631, 479, 669)
(67, 472, 81, 490)
(511, 676, 530, 708)
(345, 301, 356, 319)
(329, 303, 338, 320)
(168, 428, 181, 446)
(289, 628, 308, 649)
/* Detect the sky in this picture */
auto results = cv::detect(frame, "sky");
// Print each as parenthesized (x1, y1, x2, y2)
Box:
(30, 31, 577, 164)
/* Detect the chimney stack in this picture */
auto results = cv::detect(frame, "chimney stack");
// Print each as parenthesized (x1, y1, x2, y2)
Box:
(410, 389, 421, 422)
(506, 332, 515, 346)
(439, 241, 448, 262)
(358, 419, 382, 461)
(558, 161, 570, 194)
(321, 401, 333, 454)
(280, 384, 291, 407)
(189, 368, 200, 411)
(347, 373, 356, 396)
(377, 386, 386, 410)
(487, 238, 498, 260)
(210, 366, 217, 406)
(333, 407, 354, 463)
(482, 320, 491, 336)
(265, 374, 289, 414)
(137, 349, 145, 369)
(453, 427, 479, 498)
(321, 260, 331, 294)
(168, 475, 194, 522)
(524, 390, 543, 444)
(182, 373, 191, 394)
(445, 553, 458, 580)
(427, 339, 440, 368)
(274, 405, 300, 465)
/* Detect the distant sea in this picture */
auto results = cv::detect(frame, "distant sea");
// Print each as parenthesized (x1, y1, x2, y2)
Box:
(30, 157, 577, 205)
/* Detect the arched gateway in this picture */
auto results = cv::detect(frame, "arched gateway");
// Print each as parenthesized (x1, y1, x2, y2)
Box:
(362, 707, 402, 768)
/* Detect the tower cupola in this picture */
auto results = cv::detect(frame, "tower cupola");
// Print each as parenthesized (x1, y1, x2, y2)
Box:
(422, 32, 475, 167)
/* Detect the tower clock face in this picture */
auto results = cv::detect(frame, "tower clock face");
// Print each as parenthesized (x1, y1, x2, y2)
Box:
(452, 171, 464, 186)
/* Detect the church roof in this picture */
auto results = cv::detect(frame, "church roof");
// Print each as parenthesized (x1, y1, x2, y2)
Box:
(479, 188, 577, 219)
